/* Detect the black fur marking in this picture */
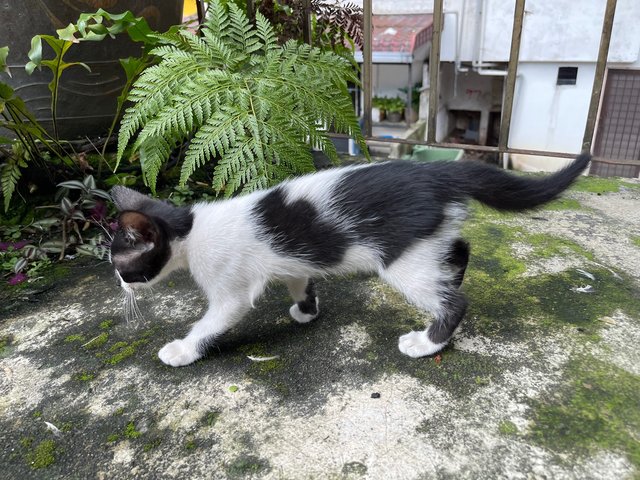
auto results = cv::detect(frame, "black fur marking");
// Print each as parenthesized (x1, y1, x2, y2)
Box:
(111, 186, 194, 239)
(253, 188, 350, 267)
(110, 187, 194, 284)
(427, 290, 468, 344)
(297, 279, 318, 315)
(110, 215, 172, 284)
(446, 238, 470, 289)
(331, 162, 453, 266)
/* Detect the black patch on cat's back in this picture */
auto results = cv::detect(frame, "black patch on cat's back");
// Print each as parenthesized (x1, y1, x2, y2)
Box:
(252, 187, 350, 266)
(332, 162, 455, 265)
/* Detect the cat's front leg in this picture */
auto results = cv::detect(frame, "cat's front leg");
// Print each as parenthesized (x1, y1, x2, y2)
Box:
(158, 301, 250, 367)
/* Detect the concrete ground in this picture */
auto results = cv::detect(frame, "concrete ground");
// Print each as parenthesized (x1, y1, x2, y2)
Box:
(1, 175, 639, 479)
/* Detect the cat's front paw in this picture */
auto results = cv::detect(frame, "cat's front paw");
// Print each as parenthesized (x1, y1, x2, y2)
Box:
(398, 331, 446, 358)
(158, 339, 201, 367)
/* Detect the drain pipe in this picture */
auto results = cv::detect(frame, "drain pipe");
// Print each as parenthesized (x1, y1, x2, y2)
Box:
(473, 0, 508, 76)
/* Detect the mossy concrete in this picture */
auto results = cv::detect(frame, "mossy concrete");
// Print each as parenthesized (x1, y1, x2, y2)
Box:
(0, 176, 639, 478)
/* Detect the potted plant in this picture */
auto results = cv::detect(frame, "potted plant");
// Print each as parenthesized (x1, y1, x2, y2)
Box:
(372, 96, 387, 123)
(386, 97, 405, 123)
(400, 84, 420, 122)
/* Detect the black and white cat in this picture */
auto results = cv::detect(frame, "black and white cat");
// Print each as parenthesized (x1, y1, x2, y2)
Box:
(110, 154, 590, 367)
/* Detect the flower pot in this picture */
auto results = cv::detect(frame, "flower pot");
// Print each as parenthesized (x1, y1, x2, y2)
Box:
(0, 0, 184, 139)
(387, 110, 403, 123)
(372, 107, 385, 123)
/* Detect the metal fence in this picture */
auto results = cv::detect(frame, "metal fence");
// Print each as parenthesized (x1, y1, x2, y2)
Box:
(361, 0, 626, 168)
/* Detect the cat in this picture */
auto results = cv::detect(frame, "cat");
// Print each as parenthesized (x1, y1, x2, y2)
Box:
(109, 153, 590, 367)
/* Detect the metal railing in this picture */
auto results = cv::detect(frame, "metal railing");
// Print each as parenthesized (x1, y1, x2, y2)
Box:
(361, 0, 625, 166)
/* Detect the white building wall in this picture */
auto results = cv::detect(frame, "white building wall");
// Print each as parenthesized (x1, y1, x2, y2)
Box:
(509, 63, 595, 154)
(348, 0, 640, 64)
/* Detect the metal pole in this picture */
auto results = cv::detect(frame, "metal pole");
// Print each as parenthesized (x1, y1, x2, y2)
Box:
(427, 0, 444, 144)
(363, 0, 373, 137)
(302, 0, 312, 45)
(582, 0, 617, 153)
(407, 63, 413, 126)
(498, 0, 526, 153)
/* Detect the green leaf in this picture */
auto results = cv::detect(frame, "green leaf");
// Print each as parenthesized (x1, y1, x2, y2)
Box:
(25, 36, 42, 74)
(82, 175, 96, 190)
(60, 197, 74, 215)
(0, 46, 10, 77)
(57, 24, 79, 43)
(57, 180, 87, 191)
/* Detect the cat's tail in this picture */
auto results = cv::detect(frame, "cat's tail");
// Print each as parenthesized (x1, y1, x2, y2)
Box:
(454, 152, 591, 211)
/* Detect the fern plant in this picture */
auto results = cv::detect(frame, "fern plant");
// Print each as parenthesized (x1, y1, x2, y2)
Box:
(117, 0, 368, 196)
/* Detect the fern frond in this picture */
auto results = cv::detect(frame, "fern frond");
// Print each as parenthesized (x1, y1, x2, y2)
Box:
(255, 12, 278, 54)
(203, 0, 230, 40)
(118, 0, 367, 194)
(226, 3, 260, 56)
(1, 156, 25, 212)
(117, 58, 204, 162)
(139, 135, 173, 193)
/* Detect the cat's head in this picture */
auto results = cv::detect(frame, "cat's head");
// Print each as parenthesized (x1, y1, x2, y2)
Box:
(110, 186, 193, 289)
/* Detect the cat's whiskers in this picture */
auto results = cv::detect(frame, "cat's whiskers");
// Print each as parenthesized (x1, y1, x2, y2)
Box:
(120, 287, 143, 323)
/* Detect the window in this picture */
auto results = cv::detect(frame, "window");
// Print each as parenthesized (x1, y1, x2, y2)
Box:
(557, 67, 578, 86)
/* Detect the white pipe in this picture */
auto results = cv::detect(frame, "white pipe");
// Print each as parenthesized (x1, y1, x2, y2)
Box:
(472, 0, 507, 75)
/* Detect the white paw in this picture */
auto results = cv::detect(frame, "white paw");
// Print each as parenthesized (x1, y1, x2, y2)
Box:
(398, 331, 447, 358)
(158, 339, 201, 367)
(289, 298, 319, 324)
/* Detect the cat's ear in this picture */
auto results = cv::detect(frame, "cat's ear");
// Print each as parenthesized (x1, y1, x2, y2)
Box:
(111, 186, 151, 212)
(118, 211, 159, 245)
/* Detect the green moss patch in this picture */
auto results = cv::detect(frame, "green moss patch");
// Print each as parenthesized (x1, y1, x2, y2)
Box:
(73, 371, 94, 382)
(99, 320, 114, 330)
(0, 334, 15, 358)
(461, 219, 637, 339)
(64, 334, 85, 343)
(238, 343, 284, 377)
(123, 421, 142, 439)
(83, 332, 108, 350)
(540, 197, 583, 211)
(631, 236, 640, 249)
(104, 339, 148, 365)
(528, 358, 640, 469)
(225, 455, 269, 478)
(498, 420, 519, 436)
(25, 439, 57, 469)
(203, 411, 221, 427)
(571, 175, 640, 194)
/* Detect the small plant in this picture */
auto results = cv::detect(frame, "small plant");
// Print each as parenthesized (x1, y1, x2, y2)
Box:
(372, 96, 387, 110)
(117, 0, 368, 196)
(1, 173, 112, 284)
(386, 97, 406, 114)
(37, 175, 112, 260)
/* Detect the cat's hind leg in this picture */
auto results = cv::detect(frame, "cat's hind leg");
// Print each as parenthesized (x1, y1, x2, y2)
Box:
(397, 290, 468, 357)
(286, 277, 319, 323)
(448, 238, 470, 289)
(379, 239, 468, 358)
